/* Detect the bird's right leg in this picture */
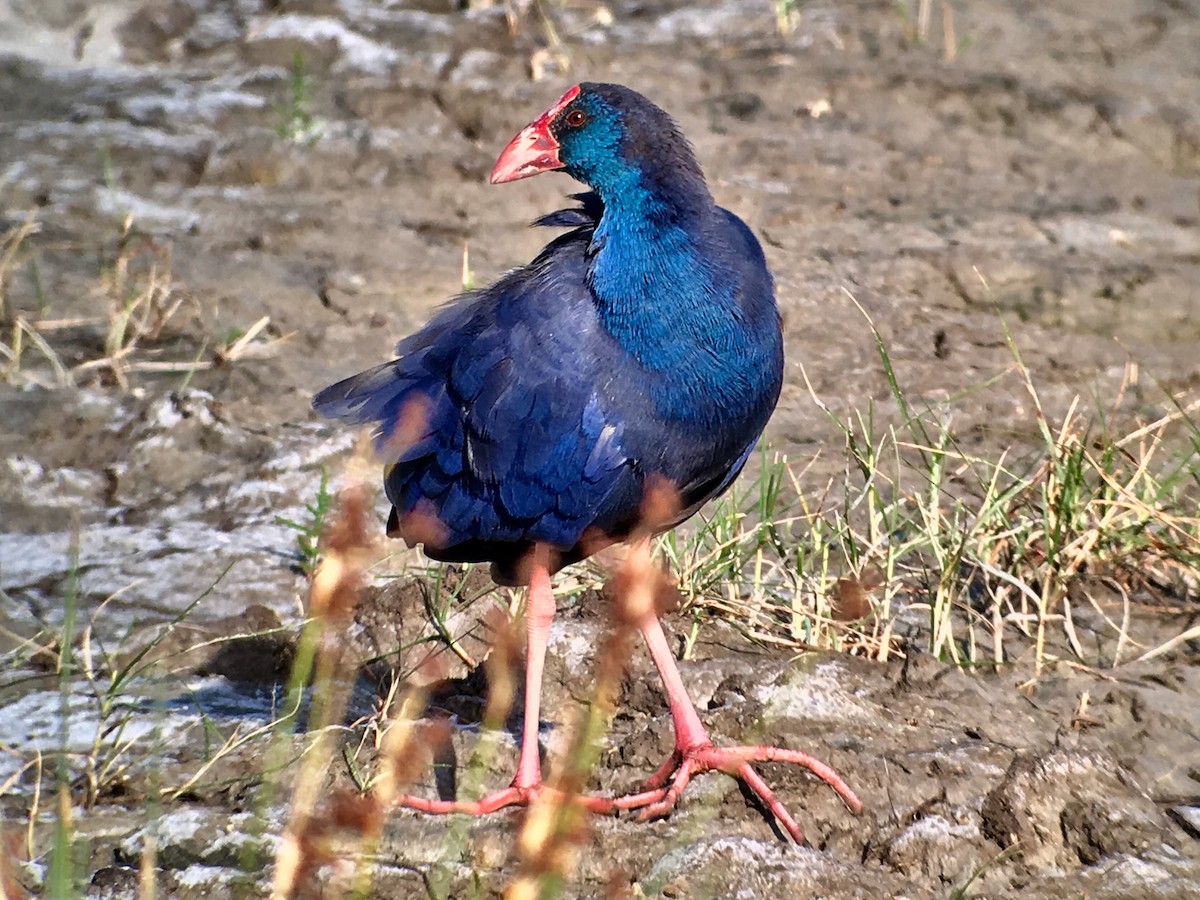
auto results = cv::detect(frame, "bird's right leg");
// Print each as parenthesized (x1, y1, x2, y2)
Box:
(394, 563, 555, 814)
(618, 611, 862, 843)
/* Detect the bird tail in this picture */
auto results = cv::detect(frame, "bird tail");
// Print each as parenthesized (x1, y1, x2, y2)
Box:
(312, 361, 407, 425)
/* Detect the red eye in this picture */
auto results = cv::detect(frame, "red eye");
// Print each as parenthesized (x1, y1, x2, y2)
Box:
(565, 109, 586, 128)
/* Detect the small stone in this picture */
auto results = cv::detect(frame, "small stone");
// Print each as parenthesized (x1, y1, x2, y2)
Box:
(981, 749, 1174, 870)
(1168, 806, 1200, 840)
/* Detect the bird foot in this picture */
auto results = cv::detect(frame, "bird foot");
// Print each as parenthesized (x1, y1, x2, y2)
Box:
(627, 742, 863, 844)
(395, 782, 543, 816)
(394, 781, 669, 817)
(392, 739, 861, 843)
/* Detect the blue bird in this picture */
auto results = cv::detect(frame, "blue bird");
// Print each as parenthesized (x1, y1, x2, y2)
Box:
(314, 84, 860, 843)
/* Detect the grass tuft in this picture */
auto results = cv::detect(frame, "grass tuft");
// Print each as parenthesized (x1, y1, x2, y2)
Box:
(1, 213, 289, 391)
(893, 0, 976, 60)
(664, 302, 1200, 679)
(274, 51, 322, 146)
(773, 0, 801, 36)
(275, 466, 334, 578)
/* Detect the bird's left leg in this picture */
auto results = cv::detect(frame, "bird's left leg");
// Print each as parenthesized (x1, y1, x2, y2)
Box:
(623, 612, 863, 843)
(394, 563, 556, 814)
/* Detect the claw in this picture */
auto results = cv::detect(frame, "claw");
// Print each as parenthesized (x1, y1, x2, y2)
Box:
(624, 741, 861, 844)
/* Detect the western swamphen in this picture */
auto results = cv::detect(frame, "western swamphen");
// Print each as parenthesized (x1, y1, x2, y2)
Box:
(313, 83, 861, 842)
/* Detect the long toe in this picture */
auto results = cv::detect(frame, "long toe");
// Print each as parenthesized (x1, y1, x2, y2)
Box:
(628, 741, 861, 844)
(696, 743, 862, 815)
(397, 782, 651, 818)
(395, 784, 533, 816)
(734, 761, 805, 844)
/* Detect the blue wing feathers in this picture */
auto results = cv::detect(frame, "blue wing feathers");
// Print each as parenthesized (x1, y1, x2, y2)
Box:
(313, 191, 781, 583)
(313, 201, 637, 570)
(531, 191, 604, 229)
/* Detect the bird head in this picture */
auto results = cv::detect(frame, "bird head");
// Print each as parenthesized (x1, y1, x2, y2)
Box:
(490, 83, 705, 203)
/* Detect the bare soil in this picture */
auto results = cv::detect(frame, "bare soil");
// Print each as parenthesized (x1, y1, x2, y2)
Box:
(1, 0, 1199, 896)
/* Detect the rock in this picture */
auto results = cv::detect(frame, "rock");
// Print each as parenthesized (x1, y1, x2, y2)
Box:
(117, 0, 196, 63)
(1168, 806, 1200, 841)
(241, 15, 399, 75)
(113, 604, 294, 683)
(117, 807, 275, 870)
(981, 749, 1175, 869)
(10, 0, 90, 30)
(88, 864, 143, 897)
(637, 836, 914, 897)
(1030, 844, 1200, 900)
(881, 814, 990, 884)
(111, 390, 273, 503)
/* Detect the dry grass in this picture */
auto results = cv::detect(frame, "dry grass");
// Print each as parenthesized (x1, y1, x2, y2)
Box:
(270, 444, 429, 899)
(0, 212, 289, 391)
(893, 0, 973, 60)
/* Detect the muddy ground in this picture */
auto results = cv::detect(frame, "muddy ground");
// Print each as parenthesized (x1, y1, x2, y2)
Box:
(1, 0, 1199, 896)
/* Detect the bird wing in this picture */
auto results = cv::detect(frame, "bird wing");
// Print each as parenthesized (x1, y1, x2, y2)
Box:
(312, 204, 644, 574)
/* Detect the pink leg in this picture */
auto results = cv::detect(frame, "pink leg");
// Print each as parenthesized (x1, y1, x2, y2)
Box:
(395, 564, 555, 814)
(629, 613, 863, 843)
(392, 566, 863, 839)
(513, 563, 553, 789)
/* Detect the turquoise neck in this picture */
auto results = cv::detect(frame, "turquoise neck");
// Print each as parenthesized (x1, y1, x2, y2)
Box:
(586, 184, 764, 423)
